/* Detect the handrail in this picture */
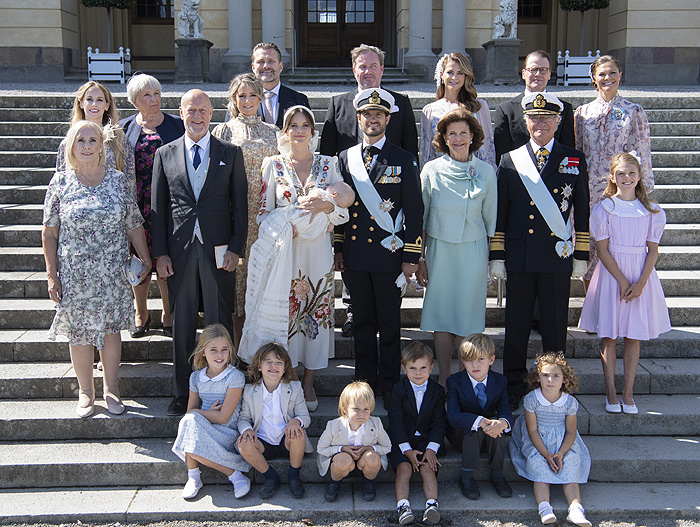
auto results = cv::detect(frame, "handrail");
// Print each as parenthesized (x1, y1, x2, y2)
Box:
(275, 27, 296, 74)
(396, 25, 425, 73)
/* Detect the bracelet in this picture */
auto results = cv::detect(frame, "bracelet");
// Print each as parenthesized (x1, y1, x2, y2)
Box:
(418, 256, 426, 262)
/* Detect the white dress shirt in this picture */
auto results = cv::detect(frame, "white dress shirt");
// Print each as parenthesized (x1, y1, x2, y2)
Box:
(398, 380, 441, 455)
(257, 383, 286, 445)
(184, 132, 211, 243)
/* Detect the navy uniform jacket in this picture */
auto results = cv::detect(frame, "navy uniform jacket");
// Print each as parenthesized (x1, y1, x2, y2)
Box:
(334, 140, 423, 272)
(493, 93, 575, 165)
(446, 369, 513, 435)
(320, 89, 418, 160)
(256, 84, 310, 129)
(388, 376, 446, 450)
(489, 141, 590, 275)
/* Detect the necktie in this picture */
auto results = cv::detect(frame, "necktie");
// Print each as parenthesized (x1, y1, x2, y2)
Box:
(192, 143, 201, 170)
(475, 382, 487, 409)
(363, 145, 379, 172)
(264, 91, 275, 124)
(536, 147, 550, 171)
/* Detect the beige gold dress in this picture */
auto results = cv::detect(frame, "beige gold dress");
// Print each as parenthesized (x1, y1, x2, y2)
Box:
(212, 114, 279, 316)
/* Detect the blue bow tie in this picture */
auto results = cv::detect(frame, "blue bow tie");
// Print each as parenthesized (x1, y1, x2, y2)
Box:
(413, 384, 427, 394)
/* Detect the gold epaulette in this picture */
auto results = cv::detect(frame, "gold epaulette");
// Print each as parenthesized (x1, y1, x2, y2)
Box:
(490, 232, 505, 252)
(334, 233, 345, 244)
(574, 231, 590, 253)
(403, 235, 422, 254)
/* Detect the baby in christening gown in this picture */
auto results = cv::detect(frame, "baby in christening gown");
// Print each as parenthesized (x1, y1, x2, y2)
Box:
(239, 181, 354, 358)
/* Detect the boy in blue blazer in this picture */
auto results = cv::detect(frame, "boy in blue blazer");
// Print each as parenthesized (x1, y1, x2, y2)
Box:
(388, 342, 446, 525)
(446, 334, 513, 500)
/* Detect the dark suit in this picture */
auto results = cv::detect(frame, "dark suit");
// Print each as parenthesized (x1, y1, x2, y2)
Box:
(320, 89, 419, 160)
(446, 369, 513, 471)
(119, 113, 185, 149)
(335, 140, 423, 392)
(387, 376, 446, 467)
(489, 141, 589, 398)
(493, 93, 575, 165)
(257, 83, 310, 129)
(151, 134, 248, 397)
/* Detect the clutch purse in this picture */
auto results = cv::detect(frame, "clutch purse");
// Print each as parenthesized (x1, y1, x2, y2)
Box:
(123, 255, 143, 286)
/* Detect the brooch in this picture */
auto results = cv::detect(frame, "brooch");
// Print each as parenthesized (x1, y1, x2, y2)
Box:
(380, 198, 394, 212)
(611, 107, 625, 120)
(558, 157, 579, 175)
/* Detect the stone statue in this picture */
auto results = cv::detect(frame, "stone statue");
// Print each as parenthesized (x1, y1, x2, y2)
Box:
(178, 0, 204, 39)
(492, 0, 517, 39)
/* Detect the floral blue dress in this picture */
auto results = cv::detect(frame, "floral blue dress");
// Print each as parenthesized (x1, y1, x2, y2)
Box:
(172, 365, 250, 471)
(42, 168, 143, 349)
(509, 389, 591, 484)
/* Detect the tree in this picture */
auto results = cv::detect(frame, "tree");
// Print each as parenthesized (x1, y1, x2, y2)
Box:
(81, 0, 136, 53)
(559, 0, 610, 55)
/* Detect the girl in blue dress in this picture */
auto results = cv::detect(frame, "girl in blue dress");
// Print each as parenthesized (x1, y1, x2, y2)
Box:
(509, 352, 591, 526)
(172, 324, 250, 500)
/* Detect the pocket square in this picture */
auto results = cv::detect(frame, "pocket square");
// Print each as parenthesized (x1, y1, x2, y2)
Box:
(219, 160, 226, 166)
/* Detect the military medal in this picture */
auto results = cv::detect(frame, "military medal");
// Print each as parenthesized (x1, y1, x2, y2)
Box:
(380, 198, 394, 212)
(562, 184, 573, 198)
(558, 157, 579, 175)
(560, 199, 569, 212)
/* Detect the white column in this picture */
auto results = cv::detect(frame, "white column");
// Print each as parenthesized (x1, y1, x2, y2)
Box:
(222, 0, 252, 78)
(261, 0, 291, 62)
(441, 0, 466, 54)
(404, 0, 435, 60)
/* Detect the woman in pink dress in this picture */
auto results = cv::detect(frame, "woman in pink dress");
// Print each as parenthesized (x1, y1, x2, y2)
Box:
(574, 55, 654, 284)
(579, 153, 670, 415)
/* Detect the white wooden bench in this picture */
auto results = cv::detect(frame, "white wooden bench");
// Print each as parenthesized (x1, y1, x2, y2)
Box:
(87, 47, 131, 84)
(556, 50, 601, 86)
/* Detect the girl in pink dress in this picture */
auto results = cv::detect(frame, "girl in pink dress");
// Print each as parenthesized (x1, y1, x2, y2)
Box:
(579, 153, 671, 415)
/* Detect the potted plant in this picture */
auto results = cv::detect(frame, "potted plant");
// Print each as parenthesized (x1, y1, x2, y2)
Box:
(559, 0, 610, 56)
(81, 0, 136, 53)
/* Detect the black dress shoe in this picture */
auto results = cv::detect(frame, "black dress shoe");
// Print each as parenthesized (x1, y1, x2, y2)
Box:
(341, 315, 353, 338)
(324, 481, 341, 502)
(459, 476, 480, 500)
(259, 477, 281, 499)
(167, 396, 188, 416)
(131, 315, 151, 338)
(490, 474, 512, 498)
(508, 393, 522, 412)
(361, 478, 376, 501)
(162, 325, 173, 337)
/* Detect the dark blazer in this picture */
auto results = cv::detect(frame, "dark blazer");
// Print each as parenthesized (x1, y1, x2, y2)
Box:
(334, 139, 423, 271)
(446, 369, 513, 435)
(150, 134, 248, 310)
(388, 376, 446, 450)
(493, 92, 575, 164)
(489, 141, 589, 274)
(320, 88, 419, 160)
(119, 112, 185, 149)
(256, 84, 310, 129)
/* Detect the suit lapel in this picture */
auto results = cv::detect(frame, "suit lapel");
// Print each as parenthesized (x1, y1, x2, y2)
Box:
(199, 135, 223, 199)
(484, 371, 498, 409)
(514, 94, 527, 140)
(281, 382, 292, 419)
(172, 138, 196, 202)
(371, 141, 391, 184)
(540, 141, 562, 181)
(253, 383, 264, 428)
(459, 370, 480, 408)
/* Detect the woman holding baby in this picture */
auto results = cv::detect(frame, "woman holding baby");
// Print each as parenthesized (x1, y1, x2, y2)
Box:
(239, 105, 352, 411)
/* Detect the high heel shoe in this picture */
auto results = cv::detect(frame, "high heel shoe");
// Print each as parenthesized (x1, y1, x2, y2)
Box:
(76, 392, 94, 418)
(104, 393, 126, 415)
(130, 315, 151, 338)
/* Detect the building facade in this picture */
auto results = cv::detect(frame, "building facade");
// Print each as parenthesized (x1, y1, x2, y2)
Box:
(1, 0, 698, 84)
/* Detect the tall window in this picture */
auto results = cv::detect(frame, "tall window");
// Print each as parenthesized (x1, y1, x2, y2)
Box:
(518, 0, 545, 21)
(345, 0, 374, 23)
(134, 0, 173, 22)
(307, 0, 338, 23)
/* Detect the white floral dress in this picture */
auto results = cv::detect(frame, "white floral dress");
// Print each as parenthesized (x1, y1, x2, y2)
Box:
(255, 154, 347, 369)
(42, 168, 143, 349)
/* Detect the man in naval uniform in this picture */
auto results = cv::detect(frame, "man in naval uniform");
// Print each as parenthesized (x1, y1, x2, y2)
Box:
(489, 92, 590, 410)
(334, 88, 423, 408)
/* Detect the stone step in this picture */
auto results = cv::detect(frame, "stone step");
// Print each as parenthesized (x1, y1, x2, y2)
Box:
(654, 167, 700, 185)
(2, 481, 699, 524)
(0, 121, 69, 136)
(2, 356, 699, 402)
(652, 151, 700, 167)
(1, 434, 699, 491)
(0, 184, 48, 204)
(0, 167, 54, 185)
(3, 326, 699, 365)
(649, 184, 700, 204)
(651, 136, 700, 150)
(649, 122, 700, 136)
(645, 108, 700, 121)
(0, 225, 43, 246)
(1, 294, 699, 329)
(0, 151, 56, 168)
(0, 136, 63, 151)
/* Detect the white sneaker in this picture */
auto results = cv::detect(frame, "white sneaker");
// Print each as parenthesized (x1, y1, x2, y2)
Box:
(566, 504, 592, 527)
(233, 473, 251, 498)
(182, 477, 203, 499)
(539, 504, 557, 524)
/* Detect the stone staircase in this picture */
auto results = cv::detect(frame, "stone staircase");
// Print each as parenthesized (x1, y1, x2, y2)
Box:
(1, 90, 700, 523)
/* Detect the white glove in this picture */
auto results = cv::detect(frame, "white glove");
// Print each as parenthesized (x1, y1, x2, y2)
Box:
(571, 259, 588, 279)
(490, 260, 507, 281)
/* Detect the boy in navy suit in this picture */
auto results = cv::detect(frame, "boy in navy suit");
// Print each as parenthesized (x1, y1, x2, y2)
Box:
(388, 342, 445, 525)
(446, 334, 513, 500)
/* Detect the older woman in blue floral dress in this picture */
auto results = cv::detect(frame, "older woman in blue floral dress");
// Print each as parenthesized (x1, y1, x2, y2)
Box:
(43, 120, 151, 418)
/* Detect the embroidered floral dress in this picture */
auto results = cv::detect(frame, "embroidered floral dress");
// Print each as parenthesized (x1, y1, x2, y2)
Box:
(56, 131, 136, 201)
(42, 168, 144, 349)
(574, 93, 654, 278)
(212, 115, 279, 316)
(253, 154, 347, 370)
(420, 98, 496, 171)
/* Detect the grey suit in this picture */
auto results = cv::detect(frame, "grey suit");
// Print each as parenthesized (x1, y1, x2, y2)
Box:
(151, 134, 248, 397)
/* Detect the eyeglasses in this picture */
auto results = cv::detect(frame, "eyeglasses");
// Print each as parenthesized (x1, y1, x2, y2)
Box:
(525, 67, 550, 75)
